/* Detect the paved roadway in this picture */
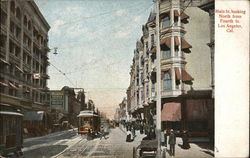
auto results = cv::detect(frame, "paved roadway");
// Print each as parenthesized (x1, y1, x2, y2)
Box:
(5, 126, 214, 158)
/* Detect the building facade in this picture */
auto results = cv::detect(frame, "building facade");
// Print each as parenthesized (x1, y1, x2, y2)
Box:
(50, 86, 81, 126)
(0, 0, 50, 113)
(127, 0, 214, 139)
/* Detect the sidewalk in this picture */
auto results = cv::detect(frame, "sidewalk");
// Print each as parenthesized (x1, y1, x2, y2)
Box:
(119, 125, 214, 158)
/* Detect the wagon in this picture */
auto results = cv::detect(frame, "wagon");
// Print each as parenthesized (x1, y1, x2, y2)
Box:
(133, 138, 158, 158)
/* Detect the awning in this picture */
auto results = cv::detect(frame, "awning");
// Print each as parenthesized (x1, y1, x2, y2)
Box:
(181, 69, 193, 81)
(180, 12, 189, 20)
(174, 10, 189, 20)
(151, 46, 156, 53)
(175, 67, 181, 80)
(174, 67, 193, 82)
(174, 10, 179, 17)
(0, 58, 10, 65)
(0, 82, 8, 87)
(161, 36, 180, 48)
(160, 10, 170, 18)
(160, 36, 171, 48)
(161, 102, 181, 121)
(22, 87, 30, 93)
(15, 65, 24, 73)
(174, 36, 180, 46)
(181, 38, 192, 50)
(9, 82, 18, 89)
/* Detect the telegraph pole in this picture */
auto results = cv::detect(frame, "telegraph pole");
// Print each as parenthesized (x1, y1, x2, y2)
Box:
(155, 0, 162, 157)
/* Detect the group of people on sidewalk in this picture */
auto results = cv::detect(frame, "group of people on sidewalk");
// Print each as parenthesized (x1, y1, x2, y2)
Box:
(161, 129, 190, 157)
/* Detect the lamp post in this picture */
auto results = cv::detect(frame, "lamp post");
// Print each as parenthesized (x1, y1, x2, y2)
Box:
(155, 0, 162, 157)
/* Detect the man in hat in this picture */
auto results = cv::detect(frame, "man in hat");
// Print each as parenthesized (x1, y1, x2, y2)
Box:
(168, 129, 176, 156)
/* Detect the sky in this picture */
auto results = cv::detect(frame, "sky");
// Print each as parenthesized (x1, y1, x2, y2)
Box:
(35, 0, 154, 119)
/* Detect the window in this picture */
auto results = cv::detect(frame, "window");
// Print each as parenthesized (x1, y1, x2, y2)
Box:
(0, 9, 7, 26)
(15, 27, 21, 39)
(23, 53, 26, 63)
(174, 15, 179, 26)
(9, 41, 15, 54)
(162, 49, 171, 59)
(146, 85, 149, 97)
(151, 34, 155, 46)
(10, 21, 15, 33)
(10, 1, 15, 14)
(174, 47, 179, 57)
(162, 16, 170, 28)
(163, 71, 172, 90)
(16, 7, 21, 20)
(0, 35, 6, 48)
(145, 42, 148, 50)
(28, 21, 31, 30)
(15, 46, 20, 57)
(23, 16, 27, 27)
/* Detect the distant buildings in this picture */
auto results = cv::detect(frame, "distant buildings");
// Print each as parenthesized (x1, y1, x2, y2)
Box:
(50, 87, 78, 124)
(0, 0, 50, 113)
(127, 0, 214, 139)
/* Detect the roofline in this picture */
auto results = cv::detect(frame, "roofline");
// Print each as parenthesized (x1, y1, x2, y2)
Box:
(29, 1, 50, 30)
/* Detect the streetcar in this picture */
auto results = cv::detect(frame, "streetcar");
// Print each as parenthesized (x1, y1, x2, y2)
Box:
(0, 103, 23, 156)
(77, 110, 100, 135)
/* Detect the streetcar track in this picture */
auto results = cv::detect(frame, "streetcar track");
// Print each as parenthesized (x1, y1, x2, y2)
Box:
(52, 135, 87, 158)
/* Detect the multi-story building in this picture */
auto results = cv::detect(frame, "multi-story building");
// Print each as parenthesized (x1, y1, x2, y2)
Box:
(118, 98, 128, 122)
(0, 0, 50, 113)
(50, 86, 81, 126)
(127, 0, 214, 139)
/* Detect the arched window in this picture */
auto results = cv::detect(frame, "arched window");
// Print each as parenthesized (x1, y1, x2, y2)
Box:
(163, 71, 172, 90)
(23, 16, 27, 27)
(10, 1, 15, 14)
(28, 21, 31, 30)
(16, 7, 21, 20)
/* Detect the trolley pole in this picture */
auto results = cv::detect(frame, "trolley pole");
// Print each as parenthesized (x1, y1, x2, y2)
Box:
(155, 0, 162, 157)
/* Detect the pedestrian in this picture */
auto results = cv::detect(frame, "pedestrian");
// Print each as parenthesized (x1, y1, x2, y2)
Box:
(164, 129, 168, 148)
(132, 126, 136, 138)
(126, 129, 133, 142)
(160, 130, 165, 146)
(182, 130, 190, 149)
(100, 125, 107, 140)
(140, 121, 143, 134)
(168, 129, 176, 157)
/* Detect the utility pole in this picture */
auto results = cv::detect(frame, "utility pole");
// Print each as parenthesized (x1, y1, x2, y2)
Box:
(155, 0, 162, 157)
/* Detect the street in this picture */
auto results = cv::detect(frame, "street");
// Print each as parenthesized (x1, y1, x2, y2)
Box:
(7, 126, 214, 158)
(18, 127, 143, 158)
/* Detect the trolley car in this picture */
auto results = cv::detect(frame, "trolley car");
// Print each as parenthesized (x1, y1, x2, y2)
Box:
(77, 110, 100, 135)
(0, 103, 23, 156)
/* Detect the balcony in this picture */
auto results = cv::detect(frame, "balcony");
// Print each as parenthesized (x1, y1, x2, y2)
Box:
(161, 89, 183, 98)
(161, 56, 186, 65)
